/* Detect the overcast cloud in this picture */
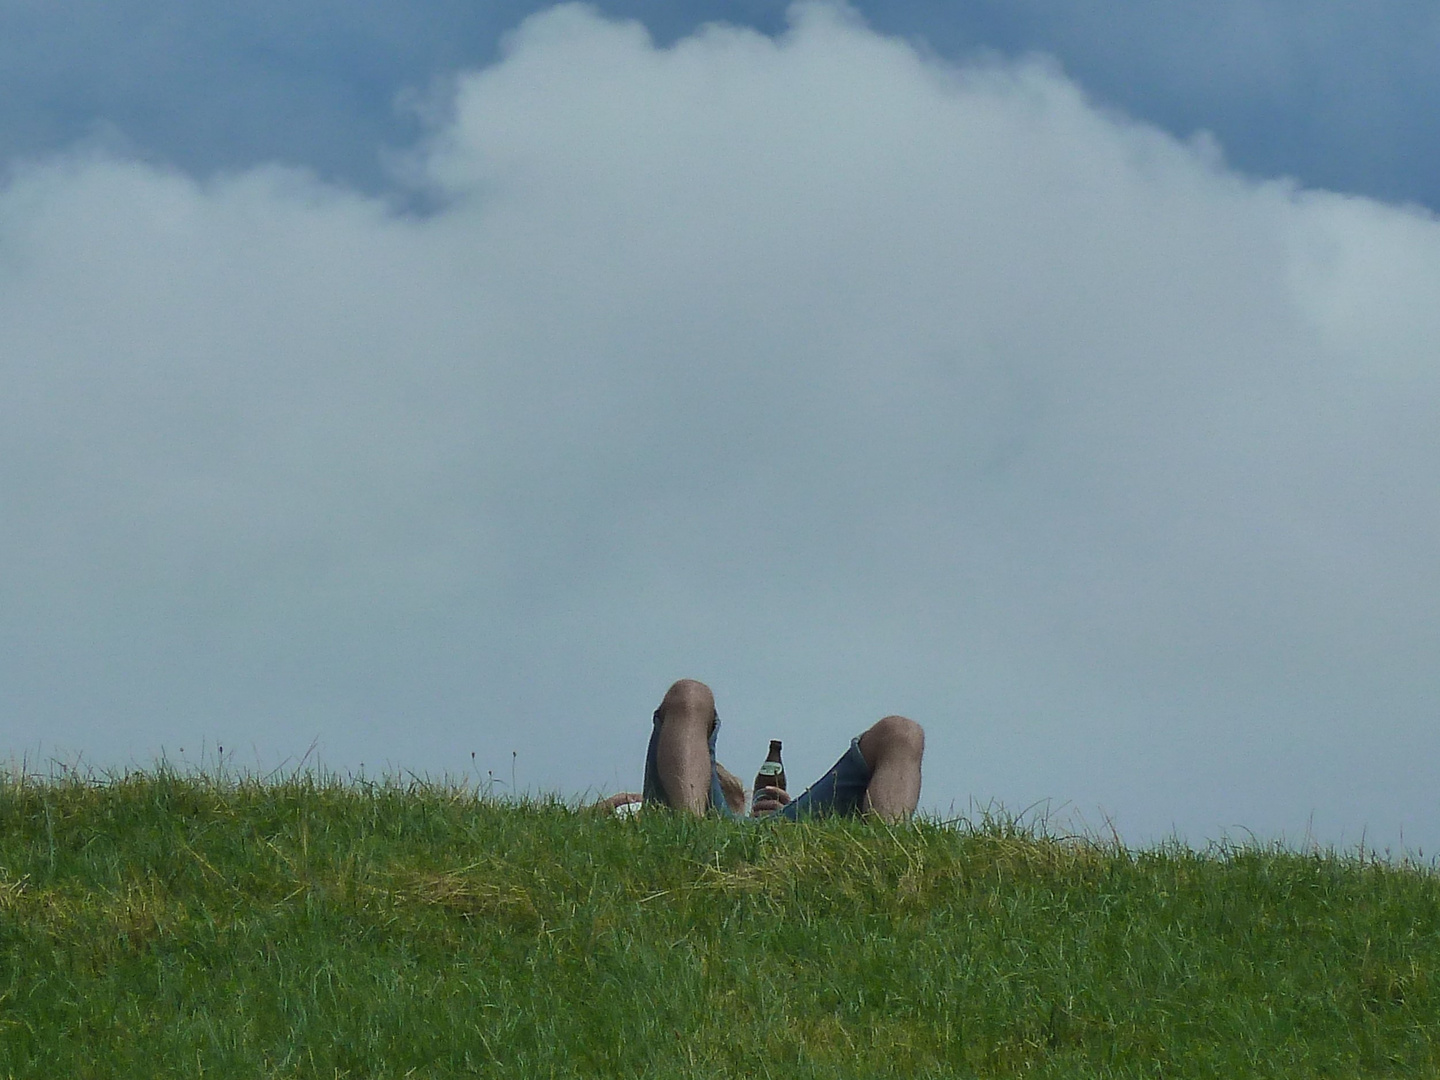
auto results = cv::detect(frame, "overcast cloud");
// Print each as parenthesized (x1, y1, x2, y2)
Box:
(2, 3, 1438, 851)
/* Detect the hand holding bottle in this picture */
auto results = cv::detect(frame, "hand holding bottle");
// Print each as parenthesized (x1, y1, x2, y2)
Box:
(752, 740, 788, 816)
(751, 785, 791, 815)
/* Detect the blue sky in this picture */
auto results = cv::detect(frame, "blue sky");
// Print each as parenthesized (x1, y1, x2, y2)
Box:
(3, 2, 1439, 852)
(5, 1, 1440, 208)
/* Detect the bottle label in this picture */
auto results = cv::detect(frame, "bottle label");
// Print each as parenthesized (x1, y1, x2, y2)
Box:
(757, 762, 782, 776)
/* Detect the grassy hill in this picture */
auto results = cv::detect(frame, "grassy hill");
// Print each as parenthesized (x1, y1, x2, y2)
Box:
(1, 771, 1437, 1078)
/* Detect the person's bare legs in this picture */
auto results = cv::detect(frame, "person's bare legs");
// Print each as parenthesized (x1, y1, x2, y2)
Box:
(857, 715, 925, 821)
(654, 678, 716, 815)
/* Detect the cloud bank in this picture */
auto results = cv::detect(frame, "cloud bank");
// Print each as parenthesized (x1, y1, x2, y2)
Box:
(2, 3, 1438, 849)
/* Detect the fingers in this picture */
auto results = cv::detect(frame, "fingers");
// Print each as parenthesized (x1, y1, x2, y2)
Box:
(751, 786, 791, 814)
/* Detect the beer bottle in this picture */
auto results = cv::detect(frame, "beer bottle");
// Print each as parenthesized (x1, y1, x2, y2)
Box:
(752, 739, 786, 810)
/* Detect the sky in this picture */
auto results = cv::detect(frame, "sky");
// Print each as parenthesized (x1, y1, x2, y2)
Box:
(2, 1, 1438, 852)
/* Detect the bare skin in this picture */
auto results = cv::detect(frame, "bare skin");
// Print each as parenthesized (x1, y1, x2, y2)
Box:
(647, 678, 925, 822)
(715, 763, 747, 815)
(597, 791, 643, 811)
(597, 768, 743, 815)
(653, 678, 718, 814)
(858, 713, 926, 818)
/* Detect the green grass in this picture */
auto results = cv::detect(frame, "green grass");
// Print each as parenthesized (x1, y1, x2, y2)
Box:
(1, 771, 1438, 1078)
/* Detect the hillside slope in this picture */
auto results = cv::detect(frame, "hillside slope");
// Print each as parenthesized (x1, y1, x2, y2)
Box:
(1, 773, 1437, 1078)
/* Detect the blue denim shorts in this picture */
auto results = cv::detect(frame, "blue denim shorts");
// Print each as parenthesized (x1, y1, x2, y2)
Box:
(642, 710, 872, 821)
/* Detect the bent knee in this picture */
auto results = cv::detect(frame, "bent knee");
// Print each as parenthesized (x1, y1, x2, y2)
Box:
(661, 678, 715, 720)
(868, 715, 925, 757)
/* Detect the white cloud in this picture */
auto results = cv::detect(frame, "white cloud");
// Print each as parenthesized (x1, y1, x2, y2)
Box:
(2, 2, 1438, 850)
